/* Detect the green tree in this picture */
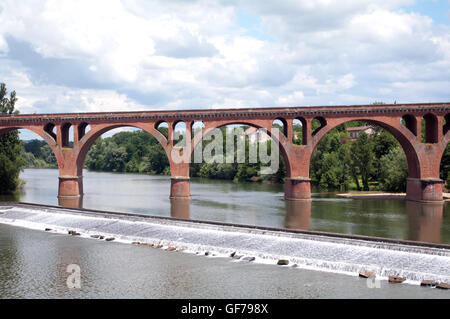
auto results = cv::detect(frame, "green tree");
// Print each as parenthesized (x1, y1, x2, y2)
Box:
(0, 83, 25, 194)
(371, 129, 399, 181)
(350, 132, 374, 191)
(379, 147, 408, 192)
(310, 127, 349, 190)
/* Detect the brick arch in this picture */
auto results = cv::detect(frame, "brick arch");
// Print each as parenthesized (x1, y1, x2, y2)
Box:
(75, 123, 170, 177)
(438, 128, 450, 171)
(0, 126, 63, 169)
(190, 120, 293, 176)
(310, 118, 421, 179)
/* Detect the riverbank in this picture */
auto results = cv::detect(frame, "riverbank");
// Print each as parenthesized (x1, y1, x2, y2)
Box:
(337, 192, 406, 200)
(337, 191, 450, 201)
(1, 203, 449, 288)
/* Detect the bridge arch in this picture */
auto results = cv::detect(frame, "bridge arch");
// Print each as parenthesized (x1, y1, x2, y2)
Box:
(191, 120, 292, 177)
(75, 123, 170, 177)
(310, 117, 421, 180)
(0, 126, 62, 167)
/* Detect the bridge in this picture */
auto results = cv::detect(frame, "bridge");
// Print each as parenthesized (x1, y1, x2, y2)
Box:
(0, 102, 449, 205)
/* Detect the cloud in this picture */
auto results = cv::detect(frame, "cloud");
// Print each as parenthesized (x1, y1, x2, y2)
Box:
(0, 0, 448, 116)
(154, 29, 218, 58)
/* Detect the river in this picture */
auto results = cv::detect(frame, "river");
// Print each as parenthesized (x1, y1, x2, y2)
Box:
(4, 168, 450, 244)
(0, 168, 449, 298)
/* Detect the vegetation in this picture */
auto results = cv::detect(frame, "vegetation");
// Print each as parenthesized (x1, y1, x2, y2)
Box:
(309, 122, 411, 192)
(0, 83, 26, 194)
(190, 126, 285, 183)
(85, 130, 170, 174)
(22, 139, 57, 168)
(19, 118, 450, 193)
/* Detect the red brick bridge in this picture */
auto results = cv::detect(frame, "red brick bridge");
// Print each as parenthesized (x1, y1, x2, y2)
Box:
(0, 102, 448, 204)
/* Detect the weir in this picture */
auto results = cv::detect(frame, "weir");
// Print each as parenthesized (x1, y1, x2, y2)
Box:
(0, 203, 449, 285)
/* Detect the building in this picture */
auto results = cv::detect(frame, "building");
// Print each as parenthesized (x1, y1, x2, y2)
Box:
(346, 125, 377, 139)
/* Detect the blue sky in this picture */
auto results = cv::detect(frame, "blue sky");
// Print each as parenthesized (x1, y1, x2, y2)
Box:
(0, 0, 448, 140)
(402, 0, 449, 24)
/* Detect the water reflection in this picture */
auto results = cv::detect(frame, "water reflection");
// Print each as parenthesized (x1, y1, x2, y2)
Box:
(58, 196, 84, 209)
(56, 193, 446, 244)
(284, 200, 311, 230)
(170, 199, 190, 219)
(406, 201, 444, 244)
(13, 169, 450, 244)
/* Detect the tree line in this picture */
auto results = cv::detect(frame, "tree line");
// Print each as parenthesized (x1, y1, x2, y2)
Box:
(20, 123, 450, 193)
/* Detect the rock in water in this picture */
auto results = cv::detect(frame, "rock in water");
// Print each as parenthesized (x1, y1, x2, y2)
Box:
(105, 237, 115, 242)
(359, 270, 375, 278)
(420, 280, 437, 287)
(242, 257, 255, 262)
(436, 283, 450, 290)
(388, 276, 405, 283)
(277, 260, 289, 266)
(166, 247, 176, 251)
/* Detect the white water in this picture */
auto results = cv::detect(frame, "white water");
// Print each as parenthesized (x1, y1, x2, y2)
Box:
(0, 204, 449, 286)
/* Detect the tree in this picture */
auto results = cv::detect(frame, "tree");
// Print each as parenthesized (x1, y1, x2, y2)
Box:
(310, 127, 350, 190)
(0, 83, 25, 194)
(379, 147, 408, 192)
(350, 132, 374, 191)
(371, 129, 399, 181)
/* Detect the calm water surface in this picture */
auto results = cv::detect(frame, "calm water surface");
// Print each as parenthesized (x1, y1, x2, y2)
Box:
(4, 168, 450, 244)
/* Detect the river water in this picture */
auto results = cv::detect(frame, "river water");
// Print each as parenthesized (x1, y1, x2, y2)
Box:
(5, 168, 450, 244)
(0, 168, 449, 298)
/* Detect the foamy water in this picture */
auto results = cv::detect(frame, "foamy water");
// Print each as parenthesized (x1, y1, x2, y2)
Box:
(0, 204, 449, 286)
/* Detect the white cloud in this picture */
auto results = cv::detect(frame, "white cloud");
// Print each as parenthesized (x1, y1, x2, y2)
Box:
(0, 0, 448, 115)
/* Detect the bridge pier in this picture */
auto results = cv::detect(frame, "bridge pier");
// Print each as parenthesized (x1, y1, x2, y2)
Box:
(406, 178, 444, 202)
(58, 175, 83, 200)
(170, 177, 190, 199)
(284, 177, 311, 201)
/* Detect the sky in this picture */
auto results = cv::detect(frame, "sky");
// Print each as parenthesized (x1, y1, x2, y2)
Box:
(0, 0, 449, 119)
